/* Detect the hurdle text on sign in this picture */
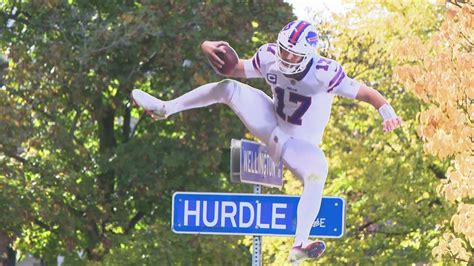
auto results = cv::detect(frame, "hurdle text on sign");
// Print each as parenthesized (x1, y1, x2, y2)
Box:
(172, 192, 345, 238)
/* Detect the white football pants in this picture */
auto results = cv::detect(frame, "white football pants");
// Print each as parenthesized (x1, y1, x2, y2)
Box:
(165, 79, 328, 247)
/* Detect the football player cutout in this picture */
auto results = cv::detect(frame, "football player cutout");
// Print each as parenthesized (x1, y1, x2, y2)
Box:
(132, 20, 402, 264)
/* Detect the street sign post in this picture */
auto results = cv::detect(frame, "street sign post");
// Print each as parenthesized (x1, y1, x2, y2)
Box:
(172, 192, 345, 238)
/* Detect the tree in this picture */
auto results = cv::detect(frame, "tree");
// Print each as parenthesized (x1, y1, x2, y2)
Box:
(394, 2, 473, 264)
(0, 0, 293, 264)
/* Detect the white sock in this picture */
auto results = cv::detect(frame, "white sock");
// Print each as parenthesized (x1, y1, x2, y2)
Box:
(280, 138, 328, 248)
(293, 180, 324, 247)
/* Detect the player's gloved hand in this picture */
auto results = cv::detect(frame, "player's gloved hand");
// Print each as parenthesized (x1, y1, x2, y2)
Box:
(378, 104, 402, 133)
(201, 41, 229, 69)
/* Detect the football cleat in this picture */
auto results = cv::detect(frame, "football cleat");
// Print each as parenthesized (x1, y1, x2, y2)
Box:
(130, 89, 168, 120)
(288, 240, 326, 265)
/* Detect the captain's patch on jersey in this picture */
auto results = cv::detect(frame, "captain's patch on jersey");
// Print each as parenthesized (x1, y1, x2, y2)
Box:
(267, 73, 277, 84)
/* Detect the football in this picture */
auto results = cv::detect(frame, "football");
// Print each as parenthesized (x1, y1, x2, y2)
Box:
(214, 44, 239, 75)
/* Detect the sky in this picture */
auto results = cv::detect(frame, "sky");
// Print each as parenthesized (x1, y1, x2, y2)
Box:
(284, 0, 349, 20)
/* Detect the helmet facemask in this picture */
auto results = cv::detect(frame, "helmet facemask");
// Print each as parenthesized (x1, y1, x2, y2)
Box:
(276, 42, 309, 75)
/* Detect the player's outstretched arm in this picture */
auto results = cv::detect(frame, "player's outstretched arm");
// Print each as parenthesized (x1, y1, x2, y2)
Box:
(201, 40, 247, 78)
(355, 85, 403, 133)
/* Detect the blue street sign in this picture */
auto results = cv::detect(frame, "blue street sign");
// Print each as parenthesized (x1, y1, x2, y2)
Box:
(172, 192, 345, 238)
(230, 139, 283, 188)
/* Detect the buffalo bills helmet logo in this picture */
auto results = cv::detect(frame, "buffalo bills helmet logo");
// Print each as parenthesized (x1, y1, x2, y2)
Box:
(306, 31, 319, 47)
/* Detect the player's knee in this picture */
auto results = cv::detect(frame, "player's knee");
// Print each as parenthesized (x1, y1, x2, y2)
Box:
(268, 127, 291, 164)
(281, 138, 328, 183)
(305, 165, 328, 184)
(304, 151, 328, 184)
(214, 79, 239, 104)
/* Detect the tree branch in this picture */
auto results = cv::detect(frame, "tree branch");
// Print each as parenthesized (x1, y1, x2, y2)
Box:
(447, 0, 463, 8)
(428, 164, 447, 179)
(375, 230, 411, 236)
(138, 52, 158, 73)
(460, 31, 474, 47)
(352, 67, 371, 79)
(385, 141, 401, 153)
(124, 211, 145, 234)
(0, 147, 27, 164)
(356, 218, 382, 234)
(34, 218, 55, 232)
(129, 113, 147, 139)
(8, 89, 96, 163)
(122, 105, 131, 143)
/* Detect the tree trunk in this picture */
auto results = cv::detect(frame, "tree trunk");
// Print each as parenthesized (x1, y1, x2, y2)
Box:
(0, 231, 15, 266)
(5, 247, 15, 266)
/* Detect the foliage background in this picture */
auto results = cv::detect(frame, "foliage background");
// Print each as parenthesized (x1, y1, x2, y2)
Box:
(0, 0, 471, 265)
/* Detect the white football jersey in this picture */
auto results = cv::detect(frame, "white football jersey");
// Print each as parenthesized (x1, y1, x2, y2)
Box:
(243, 43, 361, 146)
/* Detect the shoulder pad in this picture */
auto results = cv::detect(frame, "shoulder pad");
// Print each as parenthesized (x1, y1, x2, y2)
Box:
(314, 57, 345, 91)
(255, 43, 277, 66)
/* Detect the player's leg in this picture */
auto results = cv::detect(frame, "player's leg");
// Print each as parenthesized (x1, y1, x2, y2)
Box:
(280, 138, 328, 263)
(132, 79, 277, 142)
(219, 80, 278, 142)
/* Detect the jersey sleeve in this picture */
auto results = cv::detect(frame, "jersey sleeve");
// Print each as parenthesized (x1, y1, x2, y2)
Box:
(243, 43, 277, 79)
(326, 61, 361, 99)
(243, 59, 262, 78)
